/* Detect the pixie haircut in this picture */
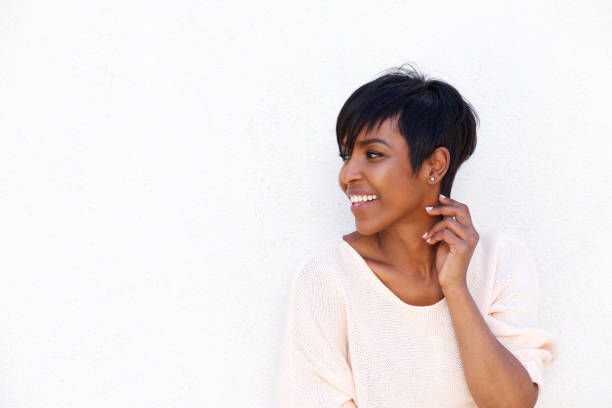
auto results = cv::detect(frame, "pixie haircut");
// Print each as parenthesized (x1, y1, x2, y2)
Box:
(336, 64, 478, 198)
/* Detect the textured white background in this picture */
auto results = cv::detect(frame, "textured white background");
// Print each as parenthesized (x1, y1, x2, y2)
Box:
(1, 0, 610, 406)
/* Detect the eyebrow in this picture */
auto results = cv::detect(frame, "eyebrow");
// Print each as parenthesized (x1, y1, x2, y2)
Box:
(358, 138, 390, 147)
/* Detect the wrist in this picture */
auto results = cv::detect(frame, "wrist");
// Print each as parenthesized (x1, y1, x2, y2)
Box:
(441, 280, 468, 296)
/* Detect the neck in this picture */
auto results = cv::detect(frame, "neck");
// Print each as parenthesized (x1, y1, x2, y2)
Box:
(374, 213, 442, 281)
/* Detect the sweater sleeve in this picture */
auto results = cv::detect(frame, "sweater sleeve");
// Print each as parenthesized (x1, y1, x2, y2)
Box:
(276, 256, 357, 408)
(484, 236, 558, 389)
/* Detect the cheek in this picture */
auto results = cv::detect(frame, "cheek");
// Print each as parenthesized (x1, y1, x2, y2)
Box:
(381, 178, 422, 209)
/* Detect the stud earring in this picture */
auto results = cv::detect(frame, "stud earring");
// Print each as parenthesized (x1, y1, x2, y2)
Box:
(429, 176, 435, 182)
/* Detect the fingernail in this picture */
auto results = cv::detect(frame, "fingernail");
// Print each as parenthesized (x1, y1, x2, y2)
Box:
(425, 206, 433, 211)
(426, 238, 431, 243)
(422, 232, 428, 238)
(439, 194, 446, 199)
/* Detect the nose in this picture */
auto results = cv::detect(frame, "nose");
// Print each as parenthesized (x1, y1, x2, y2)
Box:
(338, 156, 363, 189)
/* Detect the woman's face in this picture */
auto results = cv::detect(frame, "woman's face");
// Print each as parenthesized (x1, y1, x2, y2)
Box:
(338, 117, 431, 235)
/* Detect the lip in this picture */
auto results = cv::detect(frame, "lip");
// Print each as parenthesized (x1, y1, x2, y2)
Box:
(350, 196, 379, 215)
(346, 189, 376, 197)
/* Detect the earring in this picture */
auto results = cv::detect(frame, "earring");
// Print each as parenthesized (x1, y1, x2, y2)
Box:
(429, 176, 435, 182)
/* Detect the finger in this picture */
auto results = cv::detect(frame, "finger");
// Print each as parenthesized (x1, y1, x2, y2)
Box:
(438, 194, 469, 215)
(425, 204, 466, 224)
(425, 198, 473, 227)
(425, 229, 466, 255)
(423, 216, 470, 242)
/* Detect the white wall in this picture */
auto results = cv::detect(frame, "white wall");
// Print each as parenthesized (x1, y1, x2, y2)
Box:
(1, 0, 610, 406)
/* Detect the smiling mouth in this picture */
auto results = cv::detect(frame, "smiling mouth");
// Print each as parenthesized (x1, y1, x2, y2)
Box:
(352, 197, 379, 207)
(349, 194, 379, 204)
(351, 197, 378, 208)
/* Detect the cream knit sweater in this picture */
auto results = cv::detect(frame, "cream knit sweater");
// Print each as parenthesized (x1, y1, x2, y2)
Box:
(276, 228, 558, 407)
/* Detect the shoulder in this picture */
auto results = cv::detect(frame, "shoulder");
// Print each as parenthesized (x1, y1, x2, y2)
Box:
(294, 237, 345, 271)
(476, 227, 539, 295)
(286, 238, 349, 318)
(477, 226, 534, 262)
(289, 238, 346, 295)
(474, 226, 537, 284)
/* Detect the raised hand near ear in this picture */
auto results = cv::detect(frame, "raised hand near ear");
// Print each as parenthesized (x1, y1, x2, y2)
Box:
(421, 194, 479, 291)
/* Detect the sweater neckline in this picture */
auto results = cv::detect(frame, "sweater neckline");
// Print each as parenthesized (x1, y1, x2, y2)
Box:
(339, 238, 447, 313)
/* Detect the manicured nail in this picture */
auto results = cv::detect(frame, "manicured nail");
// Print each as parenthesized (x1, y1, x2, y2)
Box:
(425, 206, 433, 211)
(422, 232, 428, 238)
(439, 194, 446, 199)
(426, 237, 431, 243)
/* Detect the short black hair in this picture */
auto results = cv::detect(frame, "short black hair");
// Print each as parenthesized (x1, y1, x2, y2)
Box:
(336, 63, 478, 198)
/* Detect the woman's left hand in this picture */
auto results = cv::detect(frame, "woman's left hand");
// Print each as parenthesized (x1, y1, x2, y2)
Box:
(422, 194, 480, 291)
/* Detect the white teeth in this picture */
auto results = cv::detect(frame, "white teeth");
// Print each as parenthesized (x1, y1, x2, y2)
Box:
(350, 194, 379, 203)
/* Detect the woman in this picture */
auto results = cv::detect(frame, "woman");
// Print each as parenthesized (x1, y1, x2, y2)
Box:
(276, 65, 557, 407)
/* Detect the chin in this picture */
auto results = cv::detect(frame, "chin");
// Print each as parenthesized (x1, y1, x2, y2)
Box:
(355, 222, 381, 236)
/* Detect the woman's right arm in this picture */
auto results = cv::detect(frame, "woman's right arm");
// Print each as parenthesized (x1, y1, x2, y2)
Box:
(276, 257, 358, 408)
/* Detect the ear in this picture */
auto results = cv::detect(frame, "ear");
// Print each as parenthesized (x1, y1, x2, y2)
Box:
(427, 147, 450, 179)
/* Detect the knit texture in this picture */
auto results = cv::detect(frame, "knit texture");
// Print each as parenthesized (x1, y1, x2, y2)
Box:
(276, 228, 558, 407)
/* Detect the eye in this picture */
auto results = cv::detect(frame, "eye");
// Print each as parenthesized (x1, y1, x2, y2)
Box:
(366, 150, 384, 159)
(339, 151, 384, 162)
